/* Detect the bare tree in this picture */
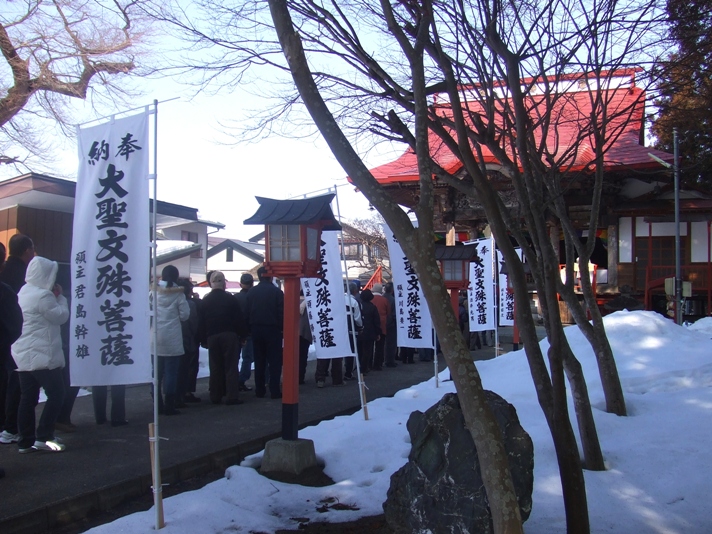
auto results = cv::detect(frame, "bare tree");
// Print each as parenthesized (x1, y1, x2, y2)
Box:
(149, 0, 670, 532)
(0, 0, 152, 172)
(268, 3, 526, 532)
(344, 215, 391, 280)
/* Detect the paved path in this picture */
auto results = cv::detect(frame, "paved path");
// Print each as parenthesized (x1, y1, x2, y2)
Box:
(1, 351, 497, 534)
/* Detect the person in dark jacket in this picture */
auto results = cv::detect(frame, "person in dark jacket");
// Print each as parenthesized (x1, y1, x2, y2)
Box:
(383, 282, 398, 367)
(298, 293, 311, 385)
(234, 273, 254, 392)
(358, 289, 382, 373)
(198, 271, 247, 405)
(177, 278, 200, 405)
(0, 242, 23, 454)
(370, 283, 390, 370)
(0, 235, 34, 293)
(245, 266, 284, 399)
(0, 234, 33, 445)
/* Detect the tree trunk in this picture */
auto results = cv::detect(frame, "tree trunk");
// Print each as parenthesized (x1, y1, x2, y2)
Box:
(266, 2, 524, 532)
(560, 281, 627, 416)
(484, 195, 591, 533)
(543, 278, 591, 533)
(562, 347, 606, 471)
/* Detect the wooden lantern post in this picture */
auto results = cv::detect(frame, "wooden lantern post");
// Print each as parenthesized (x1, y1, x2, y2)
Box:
(436, 244, 479, 314)
(245, 194, 341, 441)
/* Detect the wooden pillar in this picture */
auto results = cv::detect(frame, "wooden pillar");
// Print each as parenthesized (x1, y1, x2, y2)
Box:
(282, 277, 300, 441)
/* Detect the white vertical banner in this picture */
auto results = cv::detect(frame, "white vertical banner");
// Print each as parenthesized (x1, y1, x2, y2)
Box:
(385, 226, 434, 348)
(498, 248, 522, 326)
(70, 112, 152, 386)
(301, 231, 355, 359)
(467, 238, 496, 331)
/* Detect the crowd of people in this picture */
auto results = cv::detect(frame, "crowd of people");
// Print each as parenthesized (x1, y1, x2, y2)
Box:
(0, 236, 476, 467)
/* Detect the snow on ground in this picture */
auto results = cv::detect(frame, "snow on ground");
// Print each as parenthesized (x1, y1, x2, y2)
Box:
(86, 310, 712, 533)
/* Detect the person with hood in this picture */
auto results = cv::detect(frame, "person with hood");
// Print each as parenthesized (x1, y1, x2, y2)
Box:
(152, 265, 190, 415)
(12, 256, 69, 453)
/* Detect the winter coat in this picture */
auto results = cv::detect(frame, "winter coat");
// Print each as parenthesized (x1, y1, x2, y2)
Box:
(198, 288, 247, 344)
(152, 281, 190, 357)
(11, 256, 69, 372)
(181, 298, 199, 354)
(0, 255, 28, 294)
(372, 293, 390, 334)
(384, 292, 396, 333)
(359, 300, 382, 342)
(299, 297, 312, 343)
(0, 281, 23, 354)
(246, 280, 284, 332)
(346, 293, 363, 333)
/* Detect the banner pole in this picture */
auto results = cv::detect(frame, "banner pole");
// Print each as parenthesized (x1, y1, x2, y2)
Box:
(150, 99, 164, 530)
(332, 188, 367, 419)
(493, 238, 500, 358)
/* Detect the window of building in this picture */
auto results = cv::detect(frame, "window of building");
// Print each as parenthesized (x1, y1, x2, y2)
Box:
(341, 242, 362, 260)
(226, 247, 234, 262)
(370, 244, 383, 260)
(634, 236, 687, 291)
(181, 230, 203, 259)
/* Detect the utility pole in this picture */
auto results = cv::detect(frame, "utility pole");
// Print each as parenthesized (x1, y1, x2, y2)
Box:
(674, 128, 682, 325)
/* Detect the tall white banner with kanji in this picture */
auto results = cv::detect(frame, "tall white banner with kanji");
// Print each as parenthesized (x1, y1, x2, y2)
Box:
(70, 112, 152, 386)
(301, 231, 355, 359)
(385, 226, 434, 348)
(498, 248, 522, 327)
(467, 238, 496, 331)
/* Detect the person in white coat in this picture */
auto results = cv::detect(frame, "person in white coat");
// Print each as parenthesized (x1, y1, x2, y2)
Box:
(152, 265, 190, 415)
(12, 256, 69, 453)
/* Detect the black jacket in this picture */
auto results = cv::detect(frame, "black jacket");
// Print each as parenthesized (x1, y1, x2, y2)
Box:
(246, 280, 283, 331)
(0, 256, 27, 294)
(360, 300, 382, 342)
(198, 289, 247, 344)
(0, 281, 22, 352)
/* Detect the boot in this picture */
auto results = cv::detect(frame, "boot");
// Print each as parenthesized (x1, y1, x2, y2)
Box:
(163, 394, 181, 416)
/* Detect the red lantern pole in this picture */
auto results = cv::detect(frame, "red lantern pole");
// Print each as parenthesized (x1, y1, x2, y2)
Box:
(282, 277, 300, 440)
(450, 288, 460, 315)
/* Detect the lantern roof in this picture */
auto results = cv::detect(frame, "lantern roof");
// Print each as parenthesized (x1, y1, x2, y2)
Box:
(243, 193, 342, 230)
(435, 244, 479, 261)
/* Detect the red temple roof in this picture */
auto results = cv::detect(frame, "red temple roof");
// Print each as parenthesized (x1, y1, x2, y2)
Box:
(368, 72, 672, 184)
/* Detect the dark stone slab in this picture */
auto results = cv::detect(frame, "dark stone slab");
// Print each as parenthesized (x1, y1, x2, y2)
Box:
(383, 391, 534, 534)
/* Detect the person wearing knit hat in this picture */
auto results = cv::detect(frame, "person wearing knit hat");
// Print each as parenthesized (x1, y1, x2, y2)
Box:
(210, 271, 226, 289)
